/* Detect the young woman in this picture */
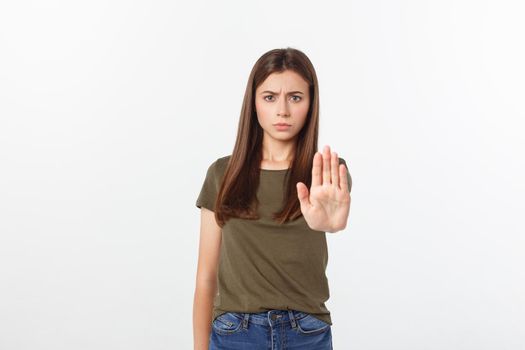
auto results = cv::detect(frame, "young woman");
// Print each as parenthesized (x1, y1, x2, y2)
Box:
(193, 47, 352, 350)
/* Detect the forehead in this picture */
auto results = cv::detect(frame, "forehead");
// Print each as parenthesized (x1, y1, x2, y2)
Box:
(256, 70, 309, 92)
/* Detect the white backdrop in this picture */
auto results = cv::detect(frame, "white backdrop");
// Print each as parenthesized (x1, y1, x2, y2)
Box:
(1, 0, 524, 349)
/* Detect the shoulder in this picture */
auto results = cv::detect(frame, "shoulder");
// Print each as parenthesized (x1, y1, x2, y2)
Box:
(216, 154, 232, 166)
(214, 155, 231, 171)
(206, 155, 231, 178)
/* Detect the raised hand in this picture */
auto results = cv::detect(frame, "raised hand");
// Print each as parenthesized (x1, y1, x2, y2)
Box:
(296, 145, 351, 233)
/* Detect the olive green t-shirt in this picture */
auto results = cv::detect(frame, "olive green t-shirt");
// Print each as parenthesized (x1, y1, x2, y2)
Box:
(195, 155, 352, 325)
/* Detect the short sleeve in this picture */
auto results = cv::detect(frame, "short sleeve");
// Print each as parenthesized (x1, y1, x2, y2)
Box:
(195, 159, 219, 211)
(338, 157, 352, 193)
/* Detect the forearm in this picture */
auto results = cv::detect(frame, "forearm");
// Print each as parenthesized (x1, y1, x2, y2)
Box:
(193, 280, 217, 350)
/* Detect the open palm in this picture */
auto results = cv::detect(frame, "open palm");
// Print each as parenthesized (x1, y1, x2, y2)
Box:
(296, 145, 351, 233)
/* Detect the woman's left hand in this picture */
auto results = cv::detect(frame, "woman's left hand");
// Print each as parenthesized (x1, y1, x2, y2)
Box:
(296, 145, 351, 233)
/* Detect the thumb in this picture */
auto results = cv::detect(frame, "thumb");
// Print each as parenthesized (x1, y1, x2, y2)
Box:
(296, 182, 310, 208)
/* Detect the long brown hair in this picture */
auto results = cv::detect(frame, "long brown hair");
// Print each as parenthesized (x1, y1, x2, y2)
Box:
(215, 47, 320, 227)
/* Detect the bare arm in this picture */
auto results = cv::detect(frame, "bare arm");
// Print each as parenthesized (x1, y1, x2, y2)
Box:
(193, 207, 222, 350)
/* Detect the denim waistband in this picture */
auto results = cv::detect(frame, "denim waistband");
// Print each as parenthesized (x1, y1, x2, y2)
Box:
(227, 309, 310, 326)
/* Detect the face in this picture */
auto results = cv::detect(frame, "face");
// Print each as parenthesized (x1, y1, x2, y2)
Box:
(254, 70, 310, 144)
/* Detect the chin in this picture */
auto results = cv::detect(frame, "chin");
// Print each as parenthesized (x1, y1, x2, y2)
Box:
(273, 135, 297, 142)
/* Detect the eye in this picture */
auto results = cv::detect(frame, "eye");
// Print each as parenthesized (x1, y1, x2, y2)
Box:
(291, 95, 302, 102)
(263, 95, 274, 102)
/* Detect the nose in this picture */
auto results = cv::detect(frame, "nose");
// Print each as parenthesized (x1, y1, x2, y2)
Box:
(277, 94, 290, 117)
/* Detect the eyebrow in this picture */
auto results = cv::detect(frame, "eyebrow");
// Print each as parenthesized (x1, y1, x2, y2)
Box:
(260, 90, 304, 95)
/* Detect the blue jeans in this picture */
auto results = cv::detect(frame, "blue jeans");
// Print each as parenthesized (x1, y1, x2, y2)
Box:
(209, 309, 333, 350)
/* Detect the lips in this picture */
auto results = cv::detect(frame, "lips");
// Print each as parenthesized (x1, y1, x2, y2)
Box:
(274, 123, 291, 126)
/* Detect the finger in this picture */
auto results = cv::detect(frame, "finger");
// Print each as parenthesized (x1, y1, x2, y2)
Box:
(331, 151, 339, 188)
(322, 145, 331, 185)
(296, 182, 311, 207)
(339, 163, 349, 192)
(311, 152, 322, 187)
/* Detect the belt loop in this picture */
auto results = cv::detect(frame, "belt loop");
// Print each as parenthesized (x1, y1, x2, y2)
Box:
(242, 313, 250, 329)
(288, 310, 297, 329)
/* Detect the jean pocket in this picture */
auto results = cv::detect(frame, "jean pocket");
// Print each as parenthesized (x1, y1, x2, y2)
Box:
(295, 313, 330, 336)
(211, 312, 244, 335)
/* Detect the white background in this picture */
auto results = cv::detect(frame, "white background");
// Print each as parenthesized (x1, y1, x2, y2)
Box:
(1, 0, 524, 349)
